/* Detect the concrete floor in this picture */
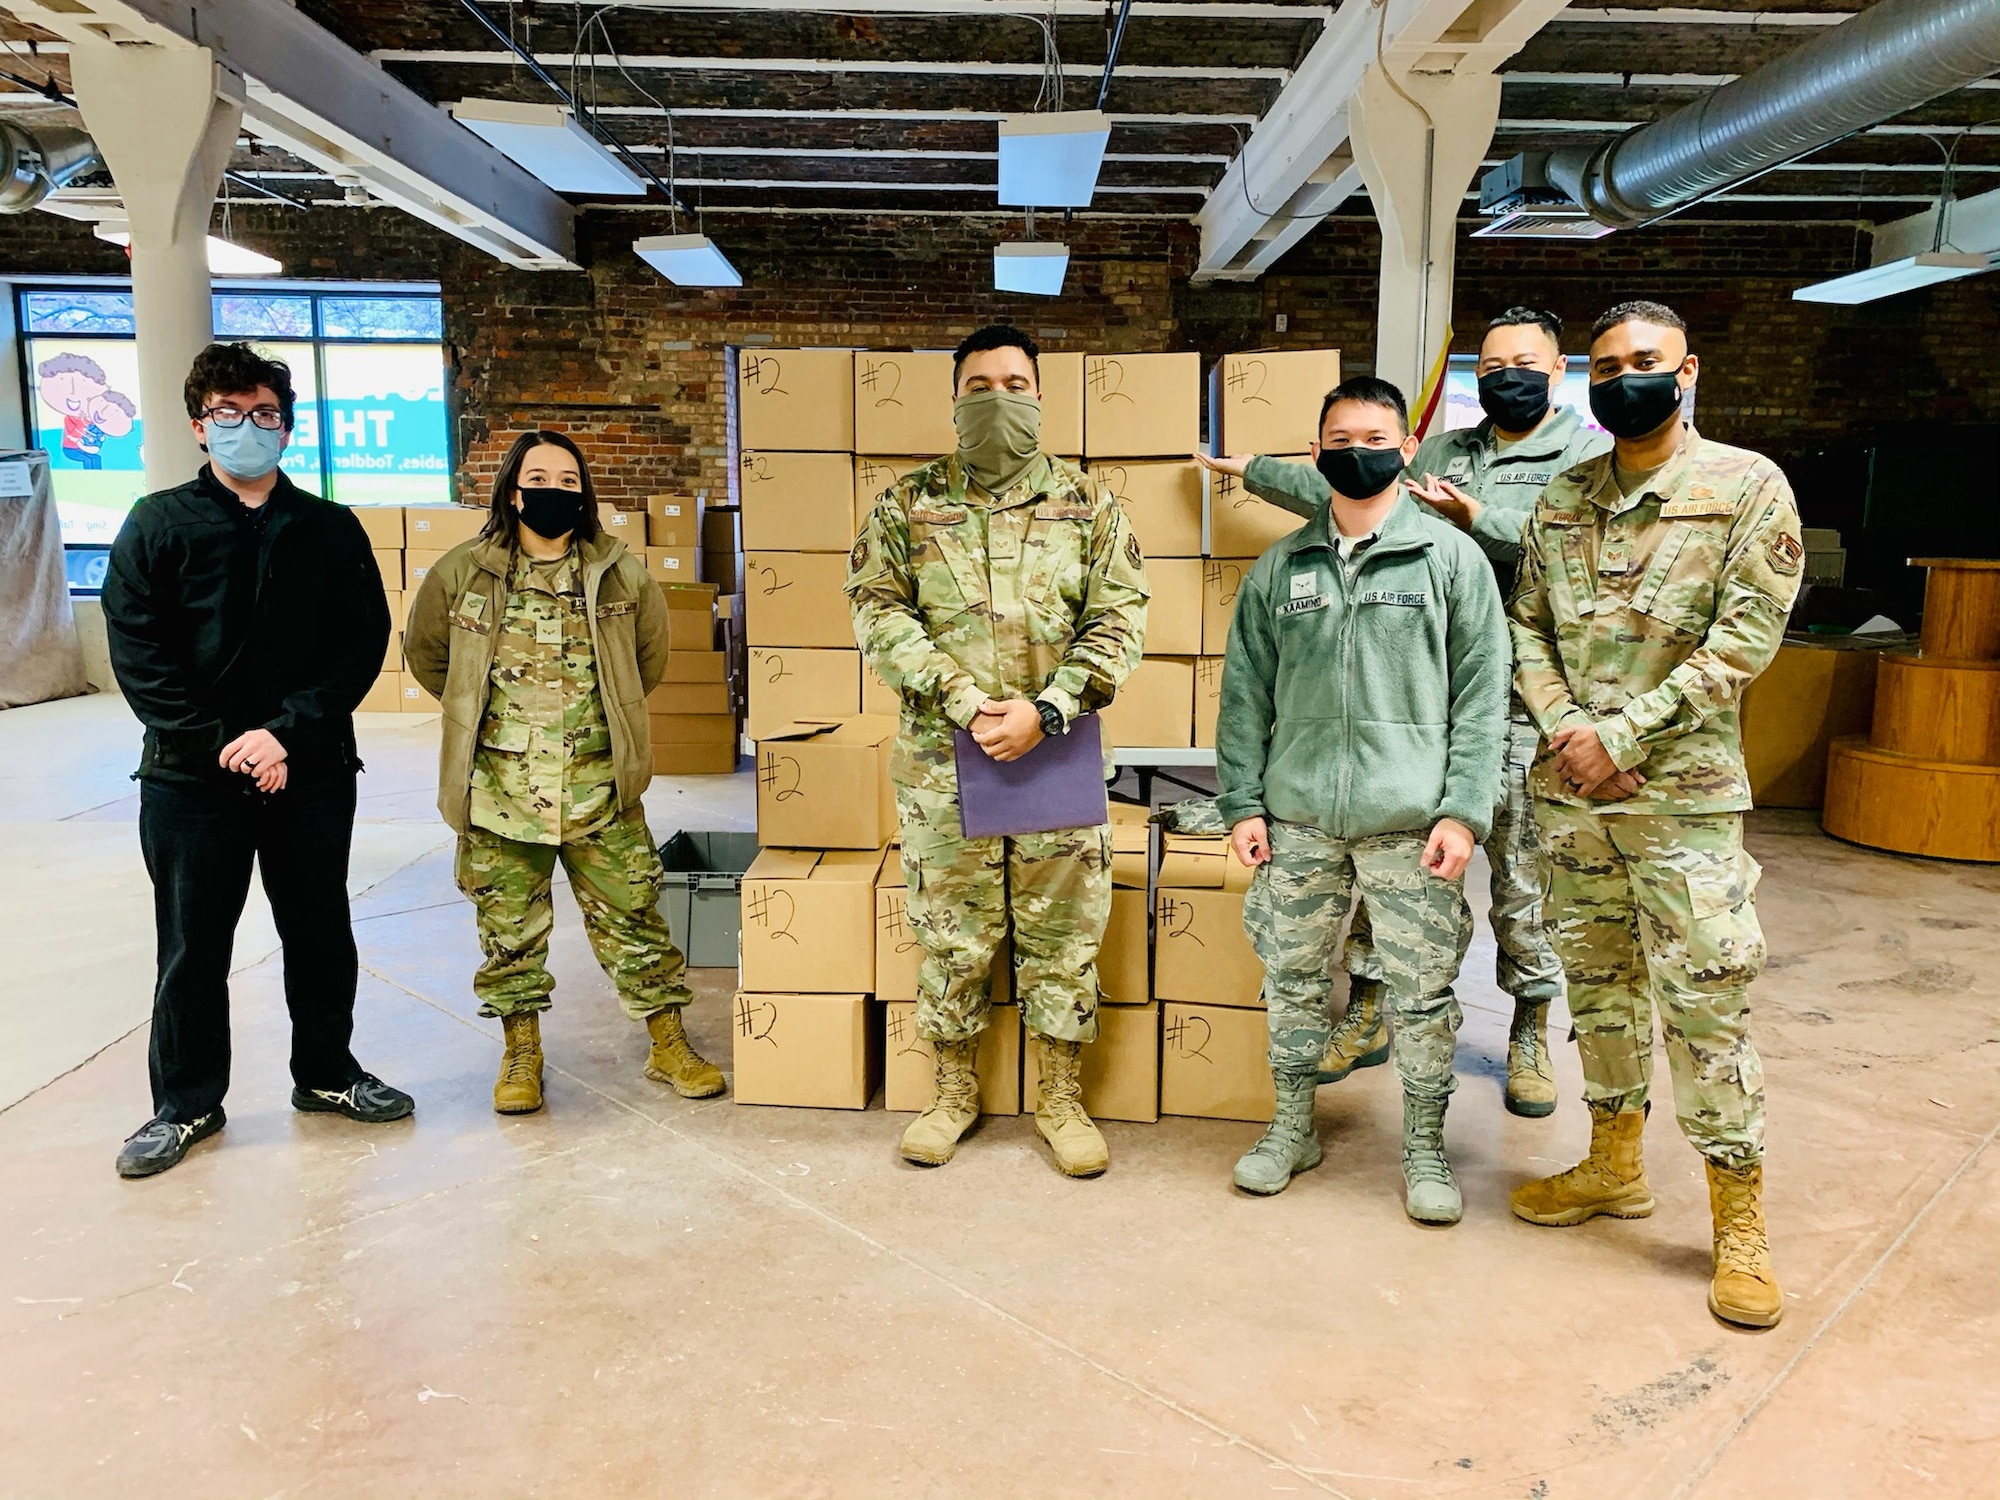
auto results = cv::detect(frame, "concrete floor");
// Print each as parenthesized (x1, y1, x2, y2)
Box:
(3, 692, 1995, 1499)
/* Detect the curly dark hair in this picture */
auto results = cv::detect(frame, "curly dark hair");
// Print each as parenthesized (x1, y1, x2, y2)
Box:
(184, 341, 297, 429)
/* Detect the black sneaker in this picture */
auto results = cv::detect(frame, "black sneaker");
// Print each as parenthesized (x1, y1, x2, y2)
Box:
(291, 1072, 415, 1123)
(116, 1109, 225, 1179)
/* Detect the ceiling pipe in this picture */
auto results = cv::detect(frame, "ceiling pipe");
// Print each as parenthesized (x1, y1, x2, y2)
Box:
(1096, 0, 1136, 110)
(1547, 0, 2000, 230)
(0, 120, 100, 213)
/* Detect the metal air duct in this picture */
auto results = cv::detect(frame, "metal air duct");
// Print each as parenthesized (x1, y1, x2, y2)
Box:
(0, 120, 100, 213)
(1544, 0, 2000, 230)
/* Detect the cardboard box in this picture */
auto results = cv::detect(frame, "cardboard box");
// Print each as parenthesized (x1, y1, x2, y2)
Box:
(397, 672, 440, 714)
(738, 347, 855, 452)
(596, 504, 645, 545)
(645, 547, 704, 585)
(1202, 558, 1257, 655)
(1023, 1003, 1159, 1123)
(351, 505, 404, 549)
(668, 609, 716, 652)
(703, 549, 741, 594)
(1154, 888, 1264, 1007)
(653, 741, 738, 775)
(649, 681, 731, 716)
(755, 716, 897, 850)
(854, 350, 957, 455)
(1210, 470, 1308, 558)
(404, 550, 447, 593)
(1110, 815, 1151, 890)
(382, 630, 402, 673)
(1146, 558, 1203, 656)
(1157, 831, 1258, 891)
(660, 650, 727, 684)
(745, 552, 857, 649)
(358, 672, 401, 713)
(1161, 1002, 1274, 1123)
(1100, 657, 1194, 749)
(1091, 460, 1202, 557)
(1194, 656, 1224, 749)
(646, 495, 705, 550)
(1099, 887, 1150, 1005)
(650, 712, 737, 747)
(1083, 352, 1200, 458)
(404, 505, 486, 550)
(371, 548, 401, 591)
(853, 456, 931, 531)
(740, 451, 858, 553)
(1216, 349, 1341, 456)
(385, 588, 406, 629)
(1040, 350, 1084, 458)
(862, 662, 899, 717)
(702, 508, 740, 552)
(884, 1002, 1022, 1115)
(740, 846, 887, 994)
(731, 992, 879, 1109)
(747, 647, 860, 738)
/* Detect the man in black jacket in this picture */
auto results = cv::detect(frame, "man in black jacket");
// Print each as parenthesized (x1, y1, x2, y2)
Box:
(103, 342, 414, 1179)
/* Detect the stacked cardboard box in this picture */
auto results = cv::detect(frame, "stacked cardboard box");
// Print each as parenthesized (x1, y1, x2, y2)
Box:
(1153, 831, 1274, 1123)
(349, 503, 488, 714)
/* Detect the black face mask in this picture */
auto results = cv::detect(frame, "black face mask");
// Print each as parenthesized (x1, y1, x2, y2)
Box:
(517, 485, 587, 541)
(1477, 367, 1552, 431)
(1316, 444, 1407, 501)
(1589, 371, 1685, 440)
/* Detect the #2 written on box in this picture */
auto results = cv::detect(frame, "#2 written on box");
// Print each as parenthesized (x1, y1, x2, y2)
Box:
(755, 715, 898, 850)
(739, 846, 887, 994)
(731, 992, 880, 1109)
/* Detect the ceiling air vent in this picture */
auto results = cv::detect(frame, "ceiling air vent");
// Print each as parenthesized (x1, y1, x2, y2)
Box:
(1472, 152, 1616, 239)
(1472, 210, 1618, 240)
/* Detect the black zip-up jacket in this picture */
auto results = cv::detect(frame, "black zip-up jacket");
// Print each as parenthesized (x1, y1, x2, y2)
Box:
(102, 465, 390, 786)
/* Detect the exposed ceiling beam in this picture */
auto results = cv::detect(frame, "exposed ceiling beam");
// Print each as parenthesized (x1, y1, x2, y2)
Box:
(371, 50, 1292, 81)
(587, 106, 1262, 123)
(1869, 183, 2000, 259)
(3, 0, 577, 268)
(1502, 70, 2000, 90)
(545, 0, 1327, 13)
(1556, 7, 1850, 23)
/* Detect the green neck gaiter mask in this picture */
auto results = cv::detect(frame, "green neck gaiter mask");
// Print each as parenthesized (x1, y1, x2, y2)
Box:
(953, 390, 1043, 495)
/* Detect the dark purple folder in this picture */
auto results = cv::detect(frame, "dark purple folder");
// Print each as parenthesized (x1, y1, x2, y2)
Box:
(954, 713, 1109, 838)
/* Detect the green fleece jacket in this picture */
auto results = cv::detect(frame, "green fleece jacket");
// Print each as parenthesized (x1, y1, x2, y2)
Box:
(1213, 472, 1510, 843)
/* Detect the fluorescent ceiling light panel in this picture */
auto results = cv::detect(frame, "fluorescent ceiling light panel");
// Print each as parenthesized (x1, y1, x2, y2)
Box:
(633, 233, 743, 287)
(994, 241, 1069, 296)
(94, 227, 282, 275)
(998, 110, 1111, 208)
(450, 98, 646, 196)
(1792, 251, 1992, 304)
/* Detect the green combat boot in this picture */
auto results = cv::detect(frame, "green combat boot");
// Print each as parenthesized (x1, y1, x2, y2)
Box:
(899, 1038, 980, 1166)
(1034, 1038, 1110, 1178)
(1707, 1160, 1784, 1329)
(644, 1006, 726, 1098)
(1402, 1093, 1461, 1225)
(1504, 999, 1558, 1118)
(1318, 978, 1390, 1084)
(493, 1011, 544, 1115)
(1232, 1070, 1322, 1195)
(1511, 1102, 1654, 1226)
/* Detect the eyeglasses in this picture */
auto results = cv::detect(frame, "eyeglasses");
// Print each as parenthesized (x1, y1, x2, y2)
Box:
(202, 406, 285, 431)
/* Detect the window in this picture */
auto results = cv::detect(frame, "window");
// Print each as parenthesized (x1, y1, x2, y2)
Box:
(19, 285, 450, 545)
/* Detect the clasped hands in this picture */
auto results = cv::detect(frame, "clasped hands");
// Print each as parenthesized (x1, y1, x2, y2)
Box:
(219, 728, 288, 793)
(1549, 724, 1645, 801)
(970, 698, 1043, 763)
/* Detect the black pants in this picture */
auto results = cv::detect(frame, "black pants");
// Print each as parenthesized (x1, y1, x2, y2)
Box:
(137, 774, 363, 1123)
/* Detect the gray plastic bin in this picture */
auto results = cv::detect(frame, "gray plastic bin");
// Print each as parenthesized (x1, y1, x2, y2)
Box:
(657, 831, 762, 969)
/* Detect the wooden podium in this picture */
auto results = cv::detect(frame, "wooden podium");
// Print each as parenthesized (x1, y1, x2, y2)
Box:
(1823, 558, 2000, 861)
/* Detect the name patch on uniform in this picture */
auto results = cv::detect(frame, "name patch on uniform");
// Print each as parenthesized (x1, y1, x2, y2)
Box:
(909, 507, 967, 526)
(1278, 594, 1329, 617)
(1661, 496, 1735, 518)
(1536, 507, 1589, 525)
(1358, 589, 1429, 607)
(595, 600, 635, 618)
(1289, 571, 1320, 601)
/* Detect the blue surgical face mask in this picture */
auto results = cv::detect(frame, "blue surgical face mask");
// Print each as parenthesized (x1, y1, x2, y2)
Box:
(204, 418, 286, 481)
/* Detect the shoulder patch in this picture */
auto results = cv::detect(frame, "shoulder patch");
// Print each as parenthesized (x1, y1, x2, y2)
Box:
(1766, 533, 1803, 575)
(849, 537, 869, 572)
(1125, 531, 1143, 569)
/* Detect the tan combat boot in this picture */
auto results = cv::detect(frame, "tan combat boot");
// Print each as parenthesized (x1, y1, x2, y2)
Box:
(1707, 1160, 1784, 1329)
(493, 1011, 544, 1115)
(1318, 978, 1390, 1084)
(1511, 1101, 1654, 1225)
(1034, 1037, 1109, 1178)
(644, 1006, 726, 1098)
(1504, 999, 1558, 1118)
(899, 1038, 981, 1166)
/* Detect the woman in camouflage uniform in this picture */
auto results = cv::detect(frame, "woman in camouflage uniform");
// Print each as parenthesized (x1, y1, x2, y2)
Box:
(405, 430, 723, 1114)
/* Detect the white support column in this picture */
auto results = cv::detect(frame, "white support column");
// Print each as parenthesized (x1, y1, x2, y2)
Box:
(68, 44, 243, 491)
(1348, 64, 1499, 415)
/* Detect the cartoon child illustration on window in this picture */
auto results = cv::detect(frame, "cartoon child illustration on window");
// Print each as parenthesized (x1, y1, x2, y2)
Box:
(37, 352, 136, 470)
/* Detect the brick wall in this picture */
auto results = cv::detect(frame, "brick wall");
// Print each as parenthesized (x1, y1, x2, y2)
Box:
(2, 203, 1994, 519)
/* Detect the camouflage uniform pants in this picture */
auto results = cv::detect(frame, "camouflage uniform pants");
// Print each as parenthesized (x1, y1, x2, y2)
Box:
(1535, 800, 1766, 1168)
(454, 805, 695, 1021)
(1346, 713, 1563, 1002)
(896, 784, 1110, 1045)
(1244, 821, 1473, 1098)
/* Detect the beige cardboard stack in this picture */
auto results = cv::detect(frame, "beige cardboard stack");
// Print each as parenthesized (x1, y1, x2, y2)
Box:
(350, 503, 485, 714)
(649, 580, 737, 774)
(1153, 831, 1273, 1123)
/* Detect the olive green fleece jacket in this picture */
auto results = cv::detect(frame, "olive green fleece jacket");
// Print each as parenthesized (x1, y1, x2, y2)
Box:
(1213, 477, 1510, 842)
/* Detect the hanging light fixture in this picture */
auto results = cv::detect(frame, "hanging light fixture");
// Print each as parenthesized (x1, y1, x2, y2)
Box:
(450, 99, 646, 196)
(998, 110, 1111, 209)
(994, 242, 1069, 296)
(634, 233, 743, 288)
(94, 226, 282, 276)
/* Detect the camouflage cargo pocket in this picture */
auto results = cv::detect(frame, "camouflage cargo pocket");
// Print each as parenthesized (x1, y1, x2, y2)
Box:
(1631, 522, 1726, 636)
(1683, 852, 1766, 986)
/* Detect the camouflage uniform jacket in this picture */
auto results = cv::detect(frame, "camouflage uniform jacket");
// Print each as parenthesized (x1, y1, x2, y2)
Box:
(466, 550, 618, 845)
(1508, 426, 1804, 815)
(845, 452, 1150, 790)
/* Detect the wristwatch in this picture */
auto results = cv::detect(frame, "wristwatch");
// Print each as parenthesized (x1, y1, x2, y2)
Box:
(1034, 698, 1067, 738)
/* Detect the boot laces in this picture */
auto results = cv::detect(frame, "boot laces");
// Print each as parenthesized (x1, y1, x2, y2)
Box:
(934, 1049, 978, 1114)
(1403, 1112, 1452, 1185)
(1041, 1058, 1086, 1124)
(1511, 1012, 1543, 1067)
(501, 1044, 538, 1085)
(1713, 1174, 1768, 1275)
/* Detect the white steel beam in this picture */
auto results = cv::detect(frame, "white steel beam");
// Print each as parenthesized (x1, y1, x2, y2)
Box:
(370, 51, 1291, 81)
(6, 0, 577, 269)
